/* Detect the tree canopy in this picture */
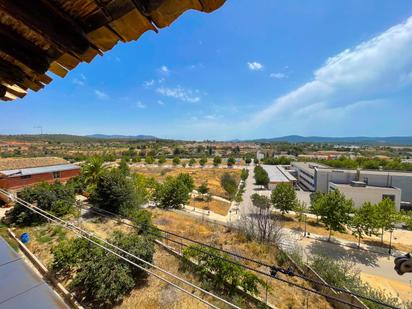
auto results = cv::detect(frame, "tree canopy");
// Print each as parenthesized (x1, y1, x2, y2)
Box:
(5, 182, 76, 226)
(270, 183, 297, 214)
(314, 190, 353, 240)
(220, 172, 238, 200)
(254, 166, 269, 188)
(154, 175, 193, 208)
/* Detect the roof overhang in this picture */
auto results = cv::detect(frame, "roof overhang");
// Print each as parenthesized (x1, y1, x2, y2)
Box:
(0, 0, 226, 101)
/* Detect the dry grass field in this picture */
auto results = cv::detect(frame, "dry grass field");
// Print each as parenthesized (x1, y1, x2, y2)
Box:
(131, 167, 241, 199)
(188, 198, 231, 216)
(150, 209, 332, 309)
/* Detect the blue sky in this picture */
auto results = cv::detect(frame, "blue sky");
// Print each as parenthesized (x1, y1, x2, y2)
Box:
(2, 1, 412, 140)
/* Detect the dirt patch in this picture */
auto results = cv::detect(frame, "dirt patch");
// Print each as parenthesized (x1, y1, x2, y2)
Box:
(131, 167, 241, 199)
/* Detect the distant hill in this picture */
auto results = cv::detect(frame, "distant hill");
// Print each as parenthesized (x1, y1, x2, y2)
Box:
(0, 134, 160, 143)
(251, 135, 412, 145)
(87, 134, 159, 140)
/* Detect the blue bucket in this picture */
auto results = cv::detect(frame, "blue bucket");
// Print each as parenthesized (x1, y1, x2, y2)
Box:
(20, 233, 30, 244)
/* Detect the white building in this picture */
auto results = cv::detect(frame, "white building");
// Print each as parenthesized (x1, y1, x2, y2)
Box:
(329, 182, 401, 211)
(261, 165, 296, 190)
(292, 162, 412, 211)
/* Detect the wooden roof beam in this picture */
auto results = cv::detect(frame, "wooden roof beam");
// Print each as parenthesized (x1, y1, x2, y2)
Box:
(0, 0, 91, 55)
(0, 25, 51, 74)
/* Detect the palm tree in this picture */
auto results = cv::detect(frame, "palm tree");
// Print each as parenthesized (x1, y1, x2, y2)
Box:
(82, 156, 106, 192)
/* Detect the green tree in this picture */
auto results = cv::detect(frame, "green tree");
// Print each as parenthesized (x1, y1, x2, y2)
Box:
(270, 183, 297, 215)
(154, 176, 192, 209)
(199, 157, 207, 167)
(315, 190, 353, 241)
(220, 172, 238, 200)
(5, 182, 76, 226)
(183, 245, 266, 296)
(309, 192, 324, 222)
(349, 202, 379, 247)
(145, 156, 155, 164)
(176, 173, 195, 192)
(188, 158, 196, 166)
(240, 168, 249, 181)
(254, 166, 269, 188)
(251, 193, 271, 211)
(51, 231, 154, 305)
(375, 198, 398, 245)
(172, 157, 181, 165)
(213, 156, 222, 167)
(158, 155, 166, 165)
(227, 157, 236, 167)
(118, 157, 130, 176)
(89, 170, 139, 215)
(81, 156, 106, 191)
(245, 157, 252, 165)
(197, 182, 209, 195)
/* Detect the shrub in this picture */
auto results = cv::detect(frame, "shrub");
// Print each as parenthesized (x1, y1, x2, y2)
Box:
(4, 182, 76, 226)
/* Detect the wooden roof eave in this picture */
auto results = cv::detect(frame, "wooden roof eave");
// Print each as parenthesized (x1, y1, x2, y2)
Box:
(0, 0, 226, 101)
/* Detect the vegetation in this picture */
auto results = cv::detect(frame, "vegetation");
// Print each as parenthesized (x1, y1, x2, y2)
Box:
(51, 231, 155, 306)
(227, 157, 236, 167)
(188, 158, 196, 166)
(349, 202, 379, 247)
(182, 245, 266, 296)
(270, 183, 297, 214)
(154, 174, 193, 208)
(375, 198, 398, 245)
(172, 157, 181, 165)
(144, 156, 155, 164)
(310, 255, 404, 309)
(118, 157, 130, 175)
(262, 156, 293, 165)
(320, 156, 412, 171)
(4, 182, 76, 226)
(89, 170, 141, 215)
(81, 156, 107, 192)
(253, 165, 269, 188)
(157, 155, 166, 164)
(240, 168, 249, 181)
(220, 172, 238, 200)
(199, 157, 207, 167)
(213, 156, 222, 167)
(312, 190, 353, 241)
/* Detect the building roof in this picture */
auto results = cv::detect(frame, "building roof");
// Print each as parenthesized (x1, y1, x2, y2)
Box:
(261, 165, 296, 183)
(330, 182, 401, 192)
(0, 237, 69, 308)
(292, 162, 328, 174)
(0, 164, 80, 177)
(0, 157, 69, 170)
(0, 0, 226, 101)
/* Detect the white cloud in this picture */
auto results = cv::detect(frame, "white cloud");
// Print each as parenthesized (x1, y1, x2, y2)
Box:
(252, 16, 412, 125)
(157, 100, 165, 105)
(143, 80, 155, 88)
(94, 89, 108, 99)
(156, 86, 201, 103)
(72, 74, 86, 86)
(160, 65, 169, 74)
(247, 61, 264, 71)
(135, 101, 146, 109)
(270, 72, 287, 79)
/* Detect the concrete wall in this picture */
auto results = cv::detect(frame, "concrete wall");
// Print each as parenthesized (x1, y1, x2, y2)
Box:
(0, 169, 80, 190)
(329, 183, 401, 211)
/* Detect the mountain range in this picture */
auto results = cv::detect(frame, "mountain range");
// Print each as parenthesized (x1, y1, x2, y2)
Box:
(249, 135, 412, 145)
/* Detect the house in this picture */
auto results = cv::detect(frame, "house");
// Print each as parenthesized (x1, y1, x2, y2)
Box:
(0, 157, 80, 192)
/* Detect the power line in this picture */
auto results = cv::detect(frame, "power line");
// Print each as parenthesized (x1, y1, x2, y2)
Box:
(4, 192, 240, 309)
(4, 189, 399, 309)
(85, 205, 399, 309)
